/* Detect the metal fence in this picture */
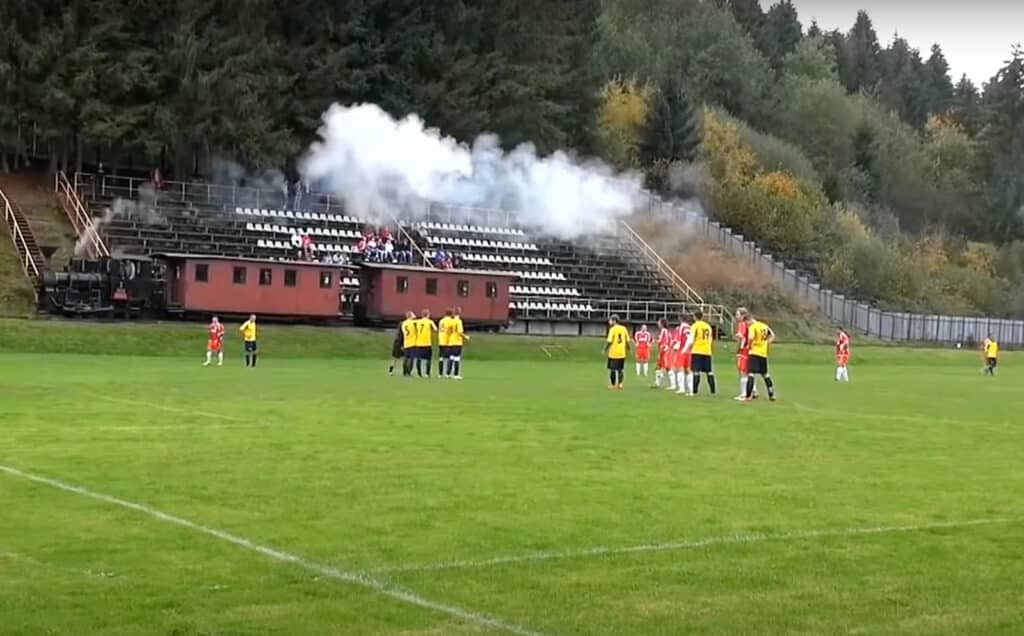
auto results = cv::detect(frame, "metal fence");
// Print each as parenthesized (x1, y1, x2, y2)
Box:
(640, 197, 1024, 346)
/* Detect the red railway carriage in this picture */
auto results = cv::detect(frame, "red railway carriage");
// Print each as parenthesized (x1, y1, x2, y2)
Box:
(357, 262, 513, 326)
(161, 254, 351, 318)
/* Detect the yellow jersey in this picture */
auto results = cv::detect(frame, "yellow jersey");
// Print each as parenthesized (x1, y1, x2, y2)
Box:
(438, 317, 453, 346)
(748, 320, 773, 358)
(690, 320, 714, 355)
(449, 317, 466, 347)
(401, 319, 417, 348)
(240, 320, 257, 342)
(984, 339, 999, 358)
(414, 317, 436, 347)
(606, 324, 630, 359)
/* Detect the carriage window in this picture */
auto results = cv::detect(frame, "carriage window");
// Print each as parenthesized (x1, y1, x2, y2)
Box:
(457, 280, 470, 297)
(396, 276, 409, 293)
(259, 268, 273, 286)
(233, 266, 247, 285)
(319, 271, 333, 288)
(486, 281, 498, 298)
(194, 263, 208, 282)
(284, 269, 297, 287)
(425, 278, 438, 295)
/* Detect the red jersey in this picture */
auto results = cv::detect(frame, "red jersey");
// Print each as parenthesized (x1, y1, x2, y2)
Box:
(736, 321, 751, 356)
(208, 322, 225, 345)
(634, 330, 653, 348)
(836, 332, 850, 354)
(657, 328, 672, 350)
(675, 323, 690, 350)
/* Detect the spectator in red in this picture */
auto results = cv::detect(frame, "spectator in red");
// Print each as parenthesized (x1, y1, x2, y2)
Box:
(380, 227, 392, 243)
(301, 232, 314, 261)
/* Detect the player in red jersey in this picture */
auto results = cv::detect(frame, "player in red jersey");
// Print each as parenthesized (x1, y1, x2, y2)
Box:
(633, 324, 653, 377)
(835, 327, 851, 382)
(653, 319, 674, 389)
(204, 316, 225, 366)
(734, 307, 757, 400)
(672, 316, 693, 395)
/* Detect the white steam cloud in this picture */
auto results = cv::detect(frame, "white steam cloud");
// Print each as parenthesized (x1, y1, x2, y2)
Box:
(299, 103, 645, 239)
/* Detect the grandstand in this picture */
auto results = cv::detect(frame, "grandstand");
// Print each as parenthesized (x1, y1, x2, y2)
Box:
(67, 171, 728, 328)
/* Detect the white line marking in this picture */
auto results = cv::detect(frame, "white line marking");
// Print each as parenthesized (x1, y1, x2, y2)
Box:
(95, 395, 246, 422)
(0, 464, 544, 636)
(370, 517, 1021, 574)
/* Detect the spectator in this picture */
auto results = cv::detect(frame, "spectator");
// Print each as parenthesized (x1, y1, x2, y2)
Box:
(290, 233, 303, 260)
(452, 253, 463, 269)
(301, 232, 314, 261)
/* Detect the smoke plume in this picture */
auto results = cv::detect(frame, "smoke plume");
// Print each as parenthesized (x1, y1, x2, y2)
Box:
(299, 103, 645, 239)
(74, 184, 165, 256)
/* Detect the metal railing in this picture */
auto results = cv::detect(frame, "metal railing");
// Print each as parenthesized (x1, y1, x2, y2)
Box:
(511, 295, 728, 326)
(619, 219, 705, 305)
(56, 171, 109, 257)
(1, 187, 41, 281)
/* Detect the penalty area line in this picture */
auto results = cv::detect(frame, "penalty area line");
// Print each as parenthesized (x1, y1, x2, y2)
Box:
(370, 517, 1022, 574)
(0, 464, 545, 636)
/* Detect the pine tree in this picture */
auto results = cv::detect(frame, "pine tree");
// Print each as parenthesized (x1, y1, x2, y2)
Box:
(759, 1, 803, 71)
(978, 47, 1024, 239)
(950, 74, 983, 135)
(722, 0, 764, 42)
(840, 11, 882, 93)
(878, 36, 930, 127)
(640, 78, 699, 165)
(923, 44, 954, 117)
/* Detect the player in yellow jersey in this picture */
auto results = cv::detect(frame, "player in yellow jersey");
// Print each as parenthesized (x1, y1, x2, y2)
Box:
(400, 311, 418, 377)
(743, 315, 776, 401)
(447, 307, 470, 380)
(437, 309, 455, 378)
(604, 314, 630, 389)
(413, 309, 437, 378)
(684, 310, 717, 396)
(239, 314, 258, 367)
(982, 334, 999, 375)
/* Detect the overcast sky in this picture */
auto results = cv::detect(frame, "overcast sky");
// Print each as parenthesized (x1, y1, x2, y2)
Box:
(769, 1, 1024, 85)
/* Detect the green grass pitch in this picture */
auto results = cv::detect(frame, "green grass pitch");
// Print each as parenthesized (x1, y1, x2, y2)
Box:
(1, 321, 1022, 635)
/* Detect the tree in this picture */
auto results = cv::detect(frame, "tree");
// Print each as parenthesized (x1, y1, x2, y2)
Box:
(759, 1, 802, 72)
(923, 44, 954, 116)
(782, 36, 838, 82)
(720, 0, 763, 42)
(950, 74, 983, 135)
(840, 11, 882, 93)
(878, 36, 930, 128)
(977, 46, 1024, 240)
(640, 77, 699, 190)
(595, 77, 652, 170)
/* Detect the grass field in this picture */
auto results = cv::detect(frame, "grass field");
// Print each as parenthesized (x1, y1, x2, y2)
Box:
(1, 322, 1022, 635)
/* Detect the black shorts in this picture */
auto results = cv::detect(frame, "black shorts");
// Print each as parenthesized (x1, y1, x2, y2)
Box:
(417, 346, 432, 360)
(607, 357, 625, 371)
(691, 353, 713, 373)
(438, 346, 451, 358)
(244, 340, 258, 353)
(986, 357, 997, 368)
(748, 354, 768, 375)
(392, 342, 404, 359)
(448, 345, 463, 358)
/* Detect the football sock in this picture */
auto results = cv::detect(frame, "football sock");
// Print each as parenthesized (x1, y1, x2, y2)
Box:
(403, 358, 413, 376)
(746, 375, 756, 398)
(641, 362, 649, 376)
(217, 352, 223, 365)
(765, 375, 775, 398)
(668, 371, 677, 389)
(686, 372, 694, 394)
(452, 358, 461, 376)
(739, 377, 746, 396)
(693, 374, 701, 394)
(674, 370, 683, 390)
(251, 354, 257, 367)
(836, 366, 842, 380)
(416, 359, 424, 376)
(708, 373, 716, 395)
(424, 358, 431, 377)
(244, 354, 251, 367)
(655, 370, 663, 386)
(635, 363, 641, 376)
(609, 370, 617, 386)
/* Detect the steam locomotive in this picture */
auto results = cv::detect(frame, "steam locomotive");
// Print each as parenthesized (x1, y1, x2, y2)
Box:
(38, 258, 174, 318)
